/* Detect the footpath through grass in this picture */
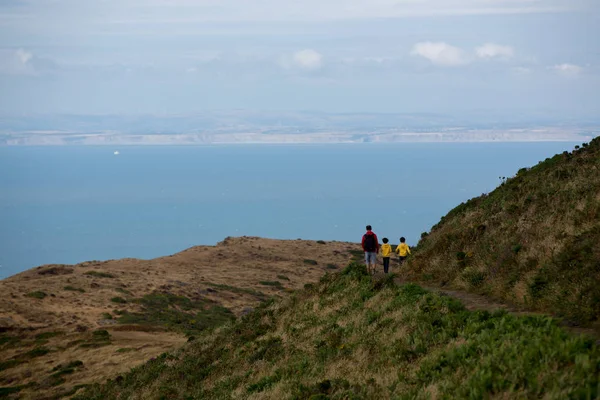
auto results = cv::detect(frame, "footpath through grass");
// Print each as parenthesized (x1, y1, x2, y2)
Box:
(76, 263, 599, 399)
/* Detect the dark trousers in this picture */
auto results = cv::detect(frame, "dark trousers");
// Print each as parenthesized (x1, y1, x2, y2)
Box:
(383, 257, 390, 274)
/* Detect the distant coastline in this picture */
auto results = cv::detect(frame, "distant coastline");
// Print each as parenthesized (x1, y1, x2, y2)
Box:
(0, 127, 595, 146)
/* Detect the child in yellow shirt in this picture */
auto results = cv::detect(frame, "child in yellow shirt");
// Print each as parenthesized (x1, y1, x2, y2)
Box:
(380, 238, 393, 274)
(395, 237, 411, 265)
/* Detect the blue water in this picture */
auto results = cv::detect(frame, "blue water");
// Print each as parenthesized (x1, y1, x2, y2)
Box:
(0, 143, 579, 278)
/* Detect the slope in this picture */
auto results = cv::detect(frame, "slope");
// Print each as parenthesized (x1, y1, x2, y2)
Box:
(0, 237, 355, 399)
(76, 264, 599, 399)
(406, 137, 600, 326)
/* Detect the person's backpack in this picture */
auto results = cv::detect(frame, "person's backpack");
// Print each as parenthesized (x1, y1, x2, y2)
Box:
(363, 234, 376, 252)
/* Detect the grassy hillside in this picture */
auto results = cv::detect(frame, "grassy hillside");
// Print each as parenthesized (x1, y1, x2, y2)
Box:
(0, 238, 354, 400)
(406, 137, 600, 326)
(75, 264, 599, 399)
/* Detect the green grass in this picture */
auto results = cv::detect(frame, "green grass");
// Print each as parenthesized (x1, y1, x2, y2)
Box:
(50, 361, 84, 378)
(64, 286, 85, 293)
(409, 137, 600, 325)
(110, 297, 127, 304)
(35, 331, 63, 341)
(0, 359, 21, 372)
(116, 348, 136, 353)
(84, 271, 116, 278)
(101, 313, 113, 320)
(204, 282, 267, 300)
(76, 263, 600, 400)
(79, 331, 111, 349)
(0, 334, 21, 348)
(26, 291, 47, 299)
(259, 280, 283, 288)
(115, 292, 235, 336)
(24, 347, 51, 358)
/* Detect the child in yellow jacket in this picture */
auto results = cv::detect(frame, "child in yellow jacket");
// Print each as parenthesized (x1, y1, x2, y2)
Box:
(396, 237, 411, 265)
(380, 238, 393, 274)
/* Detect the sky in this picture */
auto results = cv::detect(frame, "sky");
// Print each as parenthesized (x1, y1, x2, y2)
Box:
(0, 0, 598, 119)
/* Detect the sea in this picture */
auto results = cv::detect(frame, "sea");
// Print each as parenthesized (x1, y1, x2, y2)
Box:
(0, 142, 580, 279)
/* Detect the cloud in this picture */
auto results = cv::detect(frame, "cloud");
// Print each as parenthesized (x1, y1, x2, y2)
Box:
(551, 63, 583, 75)
(476, 43, 514, 59)
(0, 48, 35, 75)
(281, 49, 323, 71)
(411, 42, 469, 67)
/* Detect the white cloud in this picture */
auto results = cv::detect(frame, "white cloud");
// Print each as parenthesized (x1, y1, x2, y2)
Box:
(476, 43, 514, 59)
(411, 42, 469, 67)
(0, 48, 35, 75)
(281, 49, 323, 71)
(551, 63, 583, 75)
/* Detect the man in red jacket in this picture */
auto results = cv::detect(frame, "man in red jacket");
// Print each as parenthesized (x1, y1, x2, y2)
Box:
(362, 225, 380, 275)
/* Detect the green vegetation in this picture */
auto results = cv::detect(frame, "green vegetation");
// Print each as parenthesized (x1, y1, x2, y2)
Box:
(0, 360, 21, 372)
(35, 331, 63, 341)
(110, 297, 127, 304)
(204, 282, 267, 300)
(115, 292, 235, 336)
(303, 259, 318, 266)
(277, 274, 290, 281)
(0, 334, 21, 348)
(84, 271, 116, 278)
(259, 280, 283, 288)
(101, 313, 113, 320)
(316, 240, 327, 244)
(64, 286, 85, 293)
(26, 291, 47, 299)
(24, 347, 51, 358)
(326, 263, 338, 270)
(79, 330, 111, 349)
(77, 263, 599, 399)
(116, 348, 136, 353)
(408, 137, 600, 326)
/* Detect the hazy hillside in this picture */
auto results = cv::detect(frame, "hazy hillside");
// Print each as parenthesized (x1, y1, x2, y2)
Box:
(0, 237, 354, 399)
(406, 137, 600, 326)
(76, 264, 599, 399)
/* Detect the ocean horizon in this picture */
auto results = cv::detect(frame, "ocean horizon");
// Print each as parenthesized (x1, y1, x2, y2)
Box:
(0, 142, 581, 279)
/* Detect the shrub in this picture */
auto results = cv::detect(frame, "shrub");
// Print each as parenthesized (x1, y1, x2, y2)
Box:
(303, 259, 318, 266)
(84, 271, 116, 278)
(316, 240, 327, 245)
(111, 297, 127, 304)
(35, 331, 63, 340)
(64, 286, 85, 293)
(26, 291, 47, 299)
(259, 281, 282, 288)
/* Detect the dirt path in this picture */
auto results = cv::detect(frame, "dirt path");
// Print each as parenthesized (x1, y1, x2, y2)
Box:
(388, 275, 600, 344)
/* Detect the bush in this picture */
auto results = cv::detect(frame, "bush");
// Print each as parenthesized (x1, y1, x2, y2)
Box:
(259, 281, 283, 288)
(26, 291, 47, 299)
(303, 259, 318, 266)
(64, 286, 85, 293)
(84, 271, 116, 278)
(111, 297, 127, 304)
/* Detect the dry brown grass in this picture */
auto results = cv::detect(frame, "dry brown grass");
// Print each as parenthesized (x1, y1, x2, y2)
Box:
(0, 237, 356, 399)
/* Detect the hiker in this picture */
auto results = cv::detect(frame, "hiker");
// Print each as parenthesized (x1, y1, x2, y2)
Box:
(362, 225, 380, 274)
(395, 237, 411, 265)
(380, 238, 392, 274)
